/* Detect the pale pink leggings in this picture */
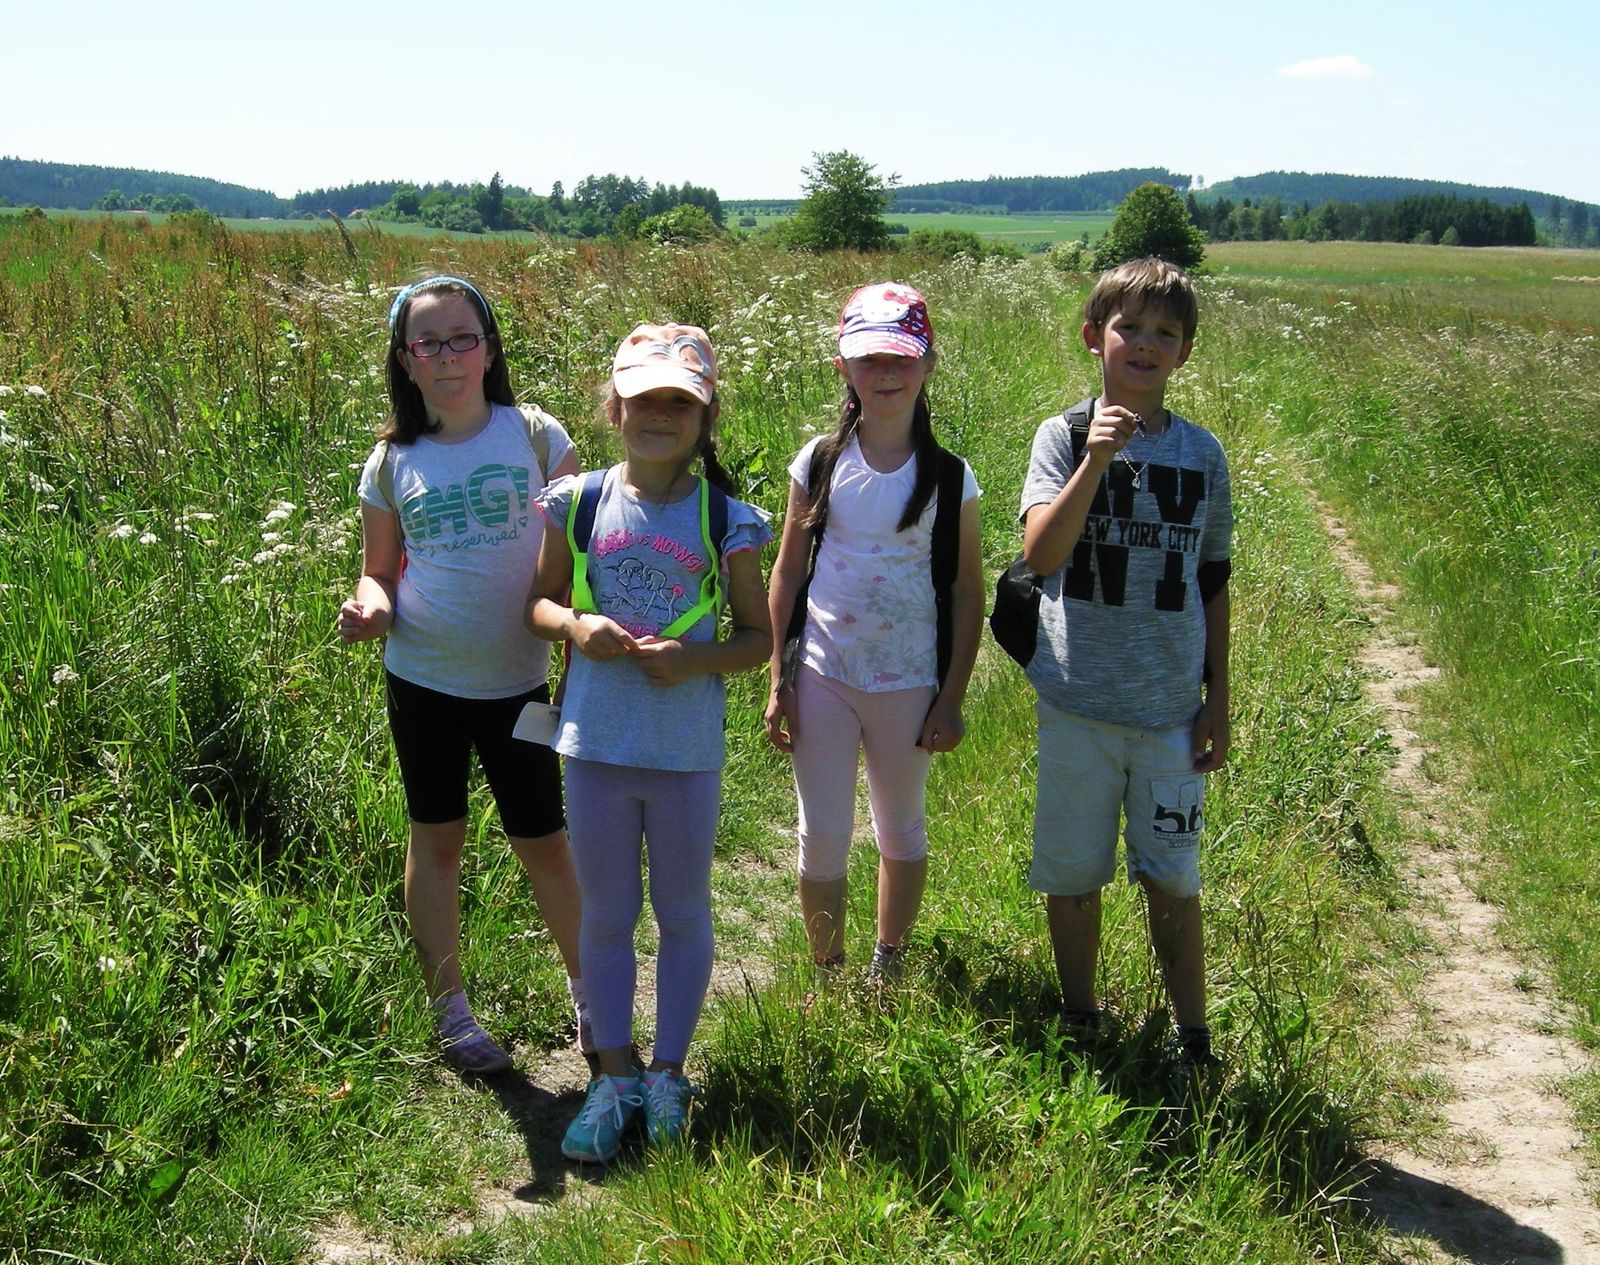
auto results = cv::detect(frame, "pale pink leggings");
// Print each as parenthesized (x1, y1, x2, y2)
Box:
(792, 666, 936, 882)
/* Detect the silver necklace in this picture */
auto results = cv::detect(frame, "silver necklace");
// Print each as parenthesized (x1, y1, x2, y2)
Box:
(1117, 412, 1171, 491)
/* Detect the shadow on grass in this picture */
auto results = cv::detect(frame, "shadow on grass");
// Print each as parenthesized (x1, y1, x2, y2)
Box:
(474, 1061, 603, 1199)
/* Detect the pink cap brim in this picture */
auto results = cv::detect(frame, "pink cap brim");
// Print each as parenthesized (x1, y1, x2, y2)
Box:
(612, 363, 715, 405)
(838, 330, 929, 360)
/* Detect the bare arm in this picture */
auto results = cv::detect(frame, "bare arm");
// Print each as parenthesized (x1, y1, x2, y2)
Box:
(763, 478, 816, 752)
(526, 520, 639, 659)
(1021, 404, 1139, 576)
(1191, 585, 1231, 772)
(338, 501, 402, 643)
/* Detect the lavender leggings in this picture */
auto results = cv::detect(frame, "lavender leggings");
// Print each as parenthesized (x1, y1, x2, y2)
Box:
(792, 666, 935, 882)
(564, 757, 719, 1064)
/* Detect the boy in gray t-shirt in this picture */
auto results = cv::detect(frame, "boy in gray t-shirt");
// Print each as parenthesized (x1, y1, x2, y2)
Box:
(1018, 258, 1233, 1067)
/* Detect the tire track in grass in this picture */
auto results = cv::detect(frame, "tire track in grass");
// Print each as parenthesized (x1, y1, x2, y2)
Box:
(1322, 507, 1600, 1264)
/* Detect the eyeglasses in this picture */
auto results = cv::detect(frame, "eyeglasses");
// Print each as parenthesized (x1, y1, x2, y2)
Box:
(404, 332, 489, 358)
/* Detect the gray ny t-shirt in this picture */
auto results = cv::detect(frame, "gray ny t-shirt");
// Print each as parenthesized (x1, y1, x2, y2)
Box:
(536, 470, 772, 772)
(1019, 399, 1233, 729)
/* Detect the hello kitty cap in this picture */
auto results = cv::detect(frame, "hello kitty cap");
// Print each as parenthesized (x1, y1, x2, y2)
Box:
(837, 282, 933, 359)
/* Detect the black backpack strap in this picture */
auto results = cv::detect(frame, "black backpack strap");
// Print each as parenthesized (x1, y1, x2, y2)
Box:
(571, 469, 606, 552)
(930, 447, 966, 688)
(783, 456, 829, 650)
(1064, 396, 1093, 466)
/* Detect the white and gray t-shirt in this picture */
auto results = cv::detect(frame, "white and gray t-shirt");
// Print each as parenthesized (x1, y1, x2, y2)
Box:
(358, 404, 573, 698)
(1020, 400, 1233, 730)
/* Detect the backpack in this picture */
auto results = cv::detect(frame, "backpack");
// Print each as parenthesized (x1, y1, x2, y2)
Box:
(565, 468, 731, 640)
(989, 401, 1090, 668)
(375, 403, 557, 538)
(780, 445, 967, 689)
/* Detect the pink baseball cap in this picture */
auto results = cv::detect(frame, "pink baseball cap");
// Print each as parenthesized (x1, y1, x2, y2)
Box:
(837, 282, 933, 359)
(611, 323, 718, 404)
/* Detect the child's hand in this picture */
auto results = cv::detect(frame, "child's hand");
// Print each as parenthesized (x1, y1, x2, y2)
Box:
(764, 686, 797, 753)
(1086, 403, 1141, 467)
(337, 597, 390, 643)
(1191, 697, 1230, 772)
(573, 613, 638, 661)
(632, 637, 693, 687)
(917, 694, 966, 754)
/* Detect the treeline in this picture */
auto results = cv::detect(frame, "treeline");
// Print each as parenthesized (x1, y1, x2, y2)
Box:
(1205, 170, 1566, 212)
(0, 156, 283, 218)
(1188, 192, 1538, 247)
(891, 169, 1190, 213)
(358, 173, 724, 237)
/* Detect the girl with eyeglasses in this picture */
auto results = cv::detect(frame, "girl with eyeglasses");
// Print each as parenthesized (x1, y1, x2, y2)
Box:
(339, 275, 590, 1076)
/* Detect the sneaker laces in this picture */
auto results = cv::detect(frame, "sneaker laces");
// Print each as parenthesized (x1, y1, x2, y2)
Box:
(645, 1071, 687, 1125)
(581, 1076, 641, 1128)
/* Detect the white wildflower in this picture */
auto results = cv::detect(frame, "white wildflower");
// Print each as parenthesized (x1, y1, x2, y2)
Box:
(110, 523, 136, 539)
(28, 473, 56, 494)
(138, 532, 157, 545)
(24, 384, 46, 398)
(52, 664, 80, 685)
(260, 531, 282, 544)
(0, 385, 13, 396)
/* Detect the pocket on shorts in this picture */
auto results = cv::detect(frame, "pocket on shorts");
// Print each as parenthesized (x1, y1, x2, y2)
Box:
(1145, 772, 1204, 853)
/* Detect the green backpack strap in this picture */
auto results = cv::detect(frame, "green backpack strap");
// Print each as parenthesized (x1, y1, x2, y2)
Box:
(566, 472, 729, 638)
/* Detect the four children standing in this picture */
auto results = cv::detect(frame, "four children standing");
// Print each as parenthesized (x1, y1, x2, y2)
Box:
(344, 256, 1234, 1157)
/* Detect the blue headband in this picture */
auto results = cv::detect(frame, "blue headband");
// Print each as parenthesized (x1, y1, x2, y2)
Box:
(387, 275, 492, 336)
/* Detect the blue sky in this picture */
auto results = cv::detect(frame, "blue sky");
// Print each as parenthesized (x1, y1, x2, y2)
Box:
(6, 0, 1598, 206)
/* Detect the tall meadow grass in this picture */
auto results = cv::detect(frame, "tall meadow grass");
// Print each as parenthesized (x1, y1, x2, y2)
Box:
(3, 215, 1581, 1261)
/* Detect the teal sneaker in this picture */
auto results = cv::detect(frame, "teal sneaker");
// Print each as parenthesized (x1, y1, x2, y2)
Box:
(642, 1068, 692, 1146)
(561, 1075, 643, 1163)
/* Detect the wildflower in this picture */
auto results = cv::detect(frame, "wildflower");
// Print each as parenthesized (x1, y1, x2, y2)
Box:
(25, 384, 46, 398)
(52, 664, 80, 685)
(97, 956, 118, 972)
(109, 523, 136, 539)
(138, 532, 157, 545)
(28, 473, 56, 494)
(0, 385, 12, 396)
(261, 531, 282, 544)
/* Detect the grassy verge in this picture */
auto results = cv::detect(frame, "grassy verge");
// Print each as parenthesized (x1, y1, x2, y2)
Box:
(2, 220, 1574, 1262)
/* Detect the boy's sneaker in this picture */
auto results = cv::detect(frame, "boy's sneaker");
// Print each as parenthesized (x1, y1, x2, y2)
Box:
(642, 1068, 693, 1146)
(1168, 1024, 1222, 1071)
(561, 1075, 643, 1163)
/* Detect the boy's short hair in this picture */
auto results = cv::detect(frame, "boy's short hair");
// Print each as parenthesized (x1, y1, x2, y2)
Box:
(1084, 258, 1199, 342)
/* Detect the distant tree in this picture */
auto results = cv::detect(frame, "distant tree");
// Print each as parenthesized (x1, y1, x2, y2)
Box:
(787, 150, 895, 252)
(1093, 182, 1206, 270)
(474, 172, 506, 230)
(549, 181, 564, 211)
(392, 183, 421, 218)
(901, 227, 983, 260)
(95, 189, 125, 211)
(1440, 226, 1461, 247)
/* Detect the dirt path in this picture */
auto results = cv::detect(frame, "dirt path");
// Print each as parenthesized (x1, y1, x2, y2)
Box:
(1321, 508, 1600, 1263)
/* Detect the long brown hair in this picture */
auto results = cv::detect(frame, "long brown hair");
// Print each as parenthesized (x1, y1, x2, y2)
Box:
(803, 362, 939, 533)
(381, 277, 515, 444)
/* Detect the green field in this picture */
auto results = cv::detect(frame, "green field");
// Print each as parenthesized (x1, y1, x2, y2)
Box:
(1, 205, 1114, 249)
(739, 209, 1113, 247)
(3, 222, 1597, 1262)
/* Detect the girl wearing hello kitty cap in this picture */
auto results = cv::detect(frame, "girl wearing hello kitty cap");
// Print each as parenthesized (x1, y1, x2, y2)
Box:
(765, 283, 983, 983)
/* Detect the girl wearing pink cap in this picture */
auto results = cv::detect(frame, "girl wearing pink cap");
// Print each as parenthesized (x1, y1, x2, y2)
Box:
(528, 324, 773, 1162)
(765, 283, 984, 981)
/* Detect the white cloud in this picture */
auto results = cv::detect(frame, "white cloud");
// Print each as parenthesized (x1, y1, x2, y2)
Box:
(1277, 54, 1374, 80)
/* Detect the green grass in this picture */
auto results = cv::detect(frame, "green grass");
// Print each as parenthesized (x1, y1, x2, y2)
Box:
(1, 219, 1594, 1262)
